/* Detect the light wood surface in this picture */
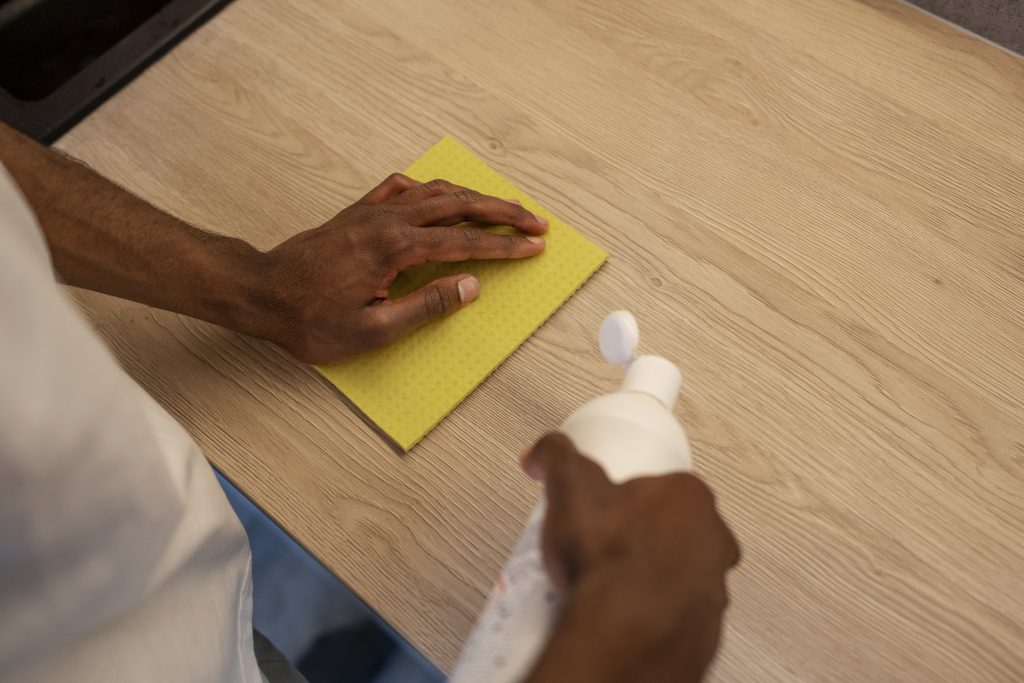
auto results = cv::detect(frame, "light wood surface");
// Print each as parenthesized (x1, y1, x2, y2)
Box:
(56, 0, 1024, 679)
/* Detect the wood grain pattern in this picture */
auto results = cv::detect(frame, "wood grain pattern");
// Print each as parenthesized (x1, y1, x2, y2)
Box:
(55, 0, 1024, 679)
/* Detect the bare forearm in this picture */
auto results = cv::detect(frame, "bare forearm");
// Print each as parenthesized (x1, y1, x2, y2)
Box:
(0, 122, 273, 338)
(0, 125, 550, 363)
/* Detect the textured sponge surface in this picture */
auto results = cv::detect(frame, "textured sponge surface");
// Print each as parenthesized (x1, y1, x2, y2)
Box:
(316, 136, 608, 450)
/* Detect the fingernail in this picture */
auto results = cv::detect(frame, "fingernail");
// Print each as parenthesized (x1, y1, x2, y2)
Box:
(457, 276, 480, 303)
(535, 215, 549, 227)
(523, 460, 544, 481)
(526, 236, 545, 245)
(520, 449, 542, 480)
(506, 198, 522, 205)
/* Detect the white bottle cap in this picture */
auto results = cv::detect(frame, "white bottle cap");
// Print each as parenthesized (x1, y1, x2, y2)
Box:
(599, 311, 640, 368)
(599, 311, 682, 409)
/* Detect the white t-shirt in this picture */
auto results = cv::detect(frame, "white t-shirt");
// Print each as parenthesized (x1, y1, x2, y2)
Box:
(0, 166, 264, 683)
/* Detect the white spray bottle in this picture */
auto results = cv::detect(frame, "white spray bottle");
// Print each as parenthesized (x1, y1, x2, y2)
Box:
(449, 311, 693, 682)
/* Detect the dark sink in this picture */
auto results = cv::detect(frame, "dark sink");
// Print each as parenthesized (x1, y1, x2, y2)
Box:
(0, 0, 232, 142)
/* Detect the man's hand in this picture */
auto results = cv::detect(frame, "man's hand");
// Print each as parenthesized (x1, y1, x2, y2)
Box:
(258, 173, 546, 363)
(0, 122, 547, 363)
(523, 433, 740, 683)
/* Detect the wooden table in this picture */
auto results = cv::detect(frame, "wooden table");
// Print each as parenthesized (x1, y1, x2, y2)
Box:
(58, 0, 1024, 679)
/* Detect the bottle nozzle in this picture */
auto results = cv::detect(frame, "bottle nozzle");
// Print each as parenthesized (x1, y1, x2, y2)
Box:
(598, 311, 682, 409)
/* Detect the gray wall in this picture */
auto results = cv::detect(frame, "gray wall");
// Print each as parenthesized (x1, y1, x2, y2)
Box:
(907, 0, 1024, 55)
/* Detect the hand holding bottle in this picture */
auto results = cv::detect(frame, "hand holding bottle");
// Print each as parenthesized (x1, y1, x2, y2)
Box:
(449, 312, 738, 683)
(522, 433, 741, 683)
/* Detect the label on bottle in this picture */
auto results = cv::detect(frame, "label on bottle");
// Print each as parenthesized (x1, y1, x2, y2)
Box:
(449, 502, 561, 683)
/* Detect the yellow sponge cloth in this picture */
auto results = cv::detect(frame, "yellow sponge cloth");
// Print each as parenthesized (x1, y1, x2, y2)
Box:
(316, 136, 607, 450)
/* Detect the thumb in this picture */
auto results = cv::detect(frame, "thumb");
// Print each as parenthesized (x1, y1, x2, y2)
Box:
(521, 432, 579, 482)
(377, 273, 479, 339)
(521, 433, 611, 501)
(522, 433, 613, 593)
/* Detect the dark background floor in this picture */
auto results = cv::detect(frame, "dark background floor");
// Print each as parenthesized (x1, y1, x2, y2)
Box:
(219, 475, 444, 683)
(907, 0, 1024, 54)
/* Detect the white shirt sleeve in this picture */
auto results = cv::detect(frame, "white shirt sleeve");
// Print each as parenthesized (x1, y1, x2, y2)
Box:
(0, 165, 264, 683)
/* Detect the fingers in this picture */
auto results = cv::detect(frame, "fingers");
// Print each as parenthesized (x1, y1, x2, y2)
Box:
(521, 433, 578, 481)
(359, 173, 420, 204)
(522, 433, 612, 501)
(404, 187, 549, 234)
(401, 227, 544, 267)
(675, 474, 741, 569)
(523, 434, 612, 592)
(391, 178, 544, 231)
(724, 521, 742, 568)
(386, 178, 462, 205)
(363, 273, 480, 345)
(714, 498, 742, 569)
(359, 176, 548, 236)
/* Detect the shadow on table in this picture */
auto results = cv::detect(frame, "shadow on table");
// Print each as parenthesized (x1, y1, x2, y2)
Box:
(217, 473, 444, 683)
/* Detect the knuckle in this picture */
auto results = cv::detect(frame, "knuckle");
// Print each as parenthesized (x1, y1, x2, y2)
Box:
(425, 178, 453, 193)
(420, 230, 446, 251)
(373, 204, 406, 222)
(453, 188, 479, 205)
(423, 286, 445, 319)
(385, 172, 405, 184)
(422, 283, 459, 319)
(537, 432, 575, 454)
(501, 233, 517, 256)
(375, 224, 414, 260)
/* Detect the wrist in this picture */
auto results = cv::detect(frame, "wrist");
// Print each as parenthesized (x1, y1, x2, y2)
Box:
(196, 236, 281, 341)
